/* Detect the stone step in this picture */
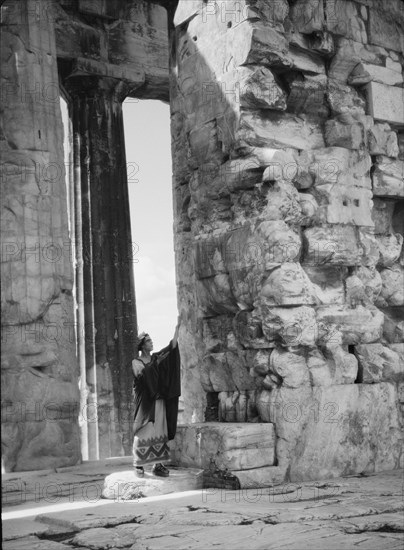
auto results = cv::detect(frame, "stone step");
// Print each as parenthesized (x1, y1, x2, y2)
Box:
(171, 423, 278, 485)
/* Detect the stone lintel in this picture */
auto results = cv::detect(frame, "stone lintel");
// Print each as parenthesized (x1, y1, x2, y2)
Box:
(70, 57, 145, 89)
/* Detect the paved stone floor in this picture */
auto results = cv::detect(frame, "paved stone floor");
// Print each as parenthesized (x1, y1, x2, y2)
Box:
(2, 463, 403, 549)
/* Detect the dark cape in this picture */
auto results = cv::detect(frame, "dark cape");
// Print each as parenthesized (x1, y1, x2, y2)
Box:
(133, 340, 181, 441)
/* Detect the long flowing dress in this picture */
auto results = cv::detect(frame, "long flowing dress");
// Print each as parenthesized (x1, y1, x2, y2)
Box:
(132, 340, 181, 467)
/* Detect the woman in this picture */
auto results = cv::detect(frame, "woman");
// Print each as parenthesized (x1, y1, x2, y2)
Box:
(132, 325, 181, 477)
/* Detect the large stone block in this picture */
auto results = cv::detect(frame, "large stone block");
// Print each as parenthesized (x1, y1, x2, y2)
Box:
(270, 383, 402, 480)
(201, 352, 259, 392)
(376, 233, 403, 267)
(345, 266, 382, 307)
(197, 274, 238, 316)
(172, 423, 276, 472)
(303, 226, 362, 266)
(372, 157, 404, 198)
(325, 119, 368, 150)
(312, 184, 373, 226)
(354, 344, 404, 383)
(368, 123, 399, 157)
(381, 307, 404, 344)
(326, 0, 367, 43)
(316, 305, 384, 345)
(233, 309, 275, 349)
(261, 305, 318, 347)
(303, 265, 346, 305)
(349, 62, 403, 87)
(260, 263, 316, 306)
(289, 0, 324, 34)
(297, 147, 371, 189)
(366, 82, 404, 126)
(261, 181, 303, 224)
(270, 348, 310, 388)
(368, 5, 404, 54)
(237, 111, 325, 151)
(376, 265, 404, 307)
(328, 39, 387, 83)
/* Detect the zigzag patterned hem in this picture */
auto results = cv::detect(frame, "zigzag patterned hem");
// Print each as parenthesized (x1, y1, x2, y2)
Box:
(133, 439, 170, 466)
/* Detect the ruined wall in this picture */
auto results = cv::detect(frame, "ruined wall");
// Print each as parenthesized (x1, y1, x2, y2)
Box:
(171, 0, 404, 482)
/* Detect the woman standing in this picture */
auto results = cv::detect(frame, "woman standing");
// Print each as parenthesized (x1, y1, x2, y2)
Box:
(132, 325, 181, 477)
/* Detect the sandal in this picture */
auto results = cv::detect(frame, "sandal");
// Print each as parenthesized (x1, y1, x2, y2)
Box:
(134, 466, 144, 477)
(152, 463, 169, 477)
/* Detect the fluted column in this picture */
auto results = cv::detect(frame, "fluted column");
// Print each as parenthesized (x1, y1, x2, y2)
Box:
(0, 0, 80, 471)
(66, 76, 137, 457)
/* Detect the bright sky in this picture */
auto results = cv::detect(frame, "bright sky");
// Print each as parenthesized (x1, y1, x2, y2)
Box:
(123, 99, 178, 351)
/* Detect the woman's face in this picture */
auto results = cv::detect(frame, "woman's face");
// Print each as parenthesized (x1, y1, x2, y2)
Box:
(142, 337, 153, 353)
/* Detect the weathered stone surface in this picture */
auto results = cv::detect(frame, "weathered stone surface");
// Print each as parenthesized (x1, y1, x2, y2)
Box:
(237, 111, 325, 151)
(201, 352, 259, 392)
(366, 82, 404, 125)
(195, 221, 301, 280)
(381, 307, 404, 344)
(2, 537, 71, 550)
(312, 184, 373, 226)
(372, 199, 396, 234)
(260, 263, 316, 306)
(368, 123, 399, 157)
(303, 226, 377, 266)
(270, 348, 310, 388)
(226, 66, 287, 111)
(269, 383, 402, 480)
(346, 266, 382, 306)
(303, 266, 345, 305)
(316, 305, 384, 345)
(376, 265, 404, 306)
(261, 305, 318, 347)
(354, 344, 404, 383)
(368, 4, 404, 53)
(172, 423, 276, 473)
(102, 468, 202, 501)
(349, 62, 403, 87)
(297, 147, 372, 192)
(218, 390, 260, 422)
(328, 38, 387, 83)
(325, 119, 368, 150)
(372, 157, 404, 197)
(327, 82, 366, 118)
(376, 233, 403, 267)
(197, 275, 238, 316)
(288, 0, 324, 34)
(326, 0, 367, 43)
(1, 0, 79, 472)
(306, 348, 334, 386)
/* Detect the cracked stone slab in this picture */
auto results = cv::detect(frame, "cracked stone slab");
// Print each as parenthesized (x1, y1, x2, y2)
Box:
(3, 470, 404, 549)
(2, 536, 72, 550)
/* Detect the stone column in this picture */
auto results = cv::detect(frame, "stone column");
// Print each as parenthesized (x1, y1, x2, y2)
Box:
(1, 0, 80, 471)
(65, 76, 137, 458)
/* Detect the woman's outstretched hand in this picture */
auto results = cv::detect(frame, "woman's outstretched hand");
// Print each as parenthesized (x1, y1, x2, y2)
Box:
(132, 359, 145, 377)
(172, 318, 180, 347)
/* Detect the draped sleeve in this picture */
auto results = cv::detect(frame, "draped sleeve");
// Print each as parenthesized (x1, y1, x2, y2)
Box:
(133, 340, 181, 440)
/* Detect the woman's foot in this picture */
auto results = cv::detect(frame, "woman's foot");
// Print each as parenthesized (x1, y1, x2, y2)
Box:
(134, 466, 144, 477)
(152, 463, 169, 477)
